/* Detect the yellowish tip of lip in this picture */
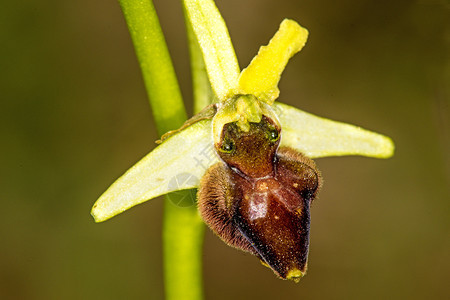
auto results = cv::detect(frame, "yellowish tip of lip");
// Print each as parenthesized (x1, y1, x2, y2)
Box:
(286, 268, 305, 283)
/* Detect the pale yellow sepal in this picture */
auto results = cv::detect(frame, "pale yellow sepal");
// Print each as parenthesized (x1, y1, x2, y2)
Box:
(274, 103, 394, 158)
(238, 19, 308, 105)
(91, 119, 219, 222)
(183, 0, 240, 101)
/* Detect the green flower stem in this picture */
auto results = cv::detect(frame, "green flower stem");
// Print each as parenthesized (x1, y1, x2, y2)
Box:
(163, 201, 204, 300)
(118, 0, 186, 134)
(118, 0, 204, 299)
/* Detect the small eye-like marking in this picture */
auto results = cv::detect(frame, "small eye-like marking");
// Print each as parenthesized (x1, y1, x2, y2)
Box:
(267, 128, 279, 142)
(220, 139, 235, 153)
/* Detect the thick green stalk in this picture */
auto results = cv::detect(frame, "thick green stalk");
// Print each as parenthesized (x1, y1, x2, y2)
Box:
(117, 1, 204, 299)
(163, 197, 204, 300)
(118, 0, 186, 134)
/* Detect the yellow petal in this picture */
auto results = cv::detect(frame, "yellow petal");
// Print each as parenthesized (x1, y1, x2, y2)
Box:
(183, 0, 240, 101)
(238, 19, 308, 105)
(274, 103, 394, 158)
(91, 119, 219, 222)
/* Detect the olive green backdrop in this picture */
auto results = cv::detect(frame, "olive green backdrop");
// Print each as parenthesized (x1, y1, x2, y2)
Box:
(1, 0, 448, 299)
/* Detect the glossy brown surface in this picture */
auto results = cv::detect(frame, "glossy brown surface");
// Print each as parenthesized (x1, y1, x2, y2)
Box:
(198, 116, 321, 280)
(216, 116, 280, 178)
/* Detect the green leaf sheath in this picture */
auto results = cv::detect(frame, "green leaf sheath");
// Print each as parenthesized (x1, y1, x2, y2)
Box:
(118, 1, 204, 299)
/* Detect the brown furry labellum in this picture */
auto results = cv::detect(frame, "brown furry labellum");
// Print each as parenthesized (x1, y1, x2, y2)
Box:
(198, 115, 322, 282)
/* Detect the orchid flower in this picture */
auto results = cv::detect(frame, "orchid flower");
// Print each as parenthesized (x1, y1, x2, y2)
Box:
(92, 0, 394, 281)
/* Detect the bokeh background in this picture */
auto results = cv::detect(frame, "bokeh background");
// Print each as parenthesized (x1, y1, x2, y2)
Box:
(1, 0, 448, 299)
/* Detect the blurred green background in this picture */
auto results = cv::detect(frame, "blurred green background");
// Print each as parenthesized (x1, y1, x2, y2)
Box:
(1, 0, 448, 299)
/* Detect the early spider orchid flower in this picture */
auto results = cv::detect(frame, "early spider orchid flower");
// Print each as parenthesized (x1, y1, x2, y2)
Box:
(91, 0, 394, 282)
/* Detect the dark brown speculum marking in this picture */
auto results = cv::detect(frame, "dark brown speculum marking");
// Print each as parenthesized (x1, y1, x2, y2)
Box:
(198, 116, 322, 281)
